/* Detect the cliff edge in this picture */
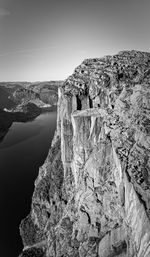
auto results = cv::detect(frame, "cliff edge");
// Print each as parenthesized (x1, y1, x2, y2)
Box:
(19, 50, 150, 257)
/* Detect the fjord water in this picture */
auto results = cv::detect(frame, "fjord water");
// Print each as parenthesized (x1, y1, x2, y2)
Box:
(0, 111, 57, 257)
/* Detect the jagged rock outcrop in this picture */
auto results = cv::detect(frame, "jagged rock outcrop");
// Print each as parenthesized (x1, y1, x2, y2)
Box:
(19, 50, 150, 257)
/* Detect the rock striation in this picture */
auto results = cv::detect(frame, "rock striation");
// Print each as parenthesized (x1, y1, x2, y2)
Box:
(19, 50, 150, 257)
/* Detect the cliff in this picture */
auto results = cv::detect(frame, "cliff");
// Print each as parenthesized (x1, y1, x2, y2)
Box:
(19, 50, 150, 257)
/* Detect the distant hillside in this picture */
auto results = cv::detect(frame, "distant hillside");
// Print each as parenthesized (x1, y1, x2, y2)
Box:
(0, 81, 63, 110)
(28, 81, 63, 105)
(27, 81, 63, 91)
(0, 82, 30, 109)
(0, 80, 63, 141)
(0, 86, 16, 109)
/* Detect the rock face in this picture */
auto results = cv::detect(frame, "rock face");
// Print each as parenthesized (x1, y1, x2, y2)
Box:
(19, 50, 150, 257)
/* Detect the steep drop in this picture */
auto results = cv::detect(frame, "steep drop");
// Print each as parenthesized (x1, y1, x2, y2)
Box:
(19, 50, 150, 257)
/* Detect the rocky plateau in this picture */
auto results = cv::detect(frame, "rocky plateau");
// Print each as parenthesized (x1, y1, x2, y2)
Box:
(19, 50, 150, 257)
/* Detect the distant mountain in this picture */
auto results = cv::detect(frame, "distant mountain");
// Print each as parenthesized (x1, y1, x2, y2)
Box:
(0, 81, 63, 110)
(0, 82, 30, 109)
(27, 81, 63, 105)
(0, 86, 16, 109)
(0, 81, 63, 141)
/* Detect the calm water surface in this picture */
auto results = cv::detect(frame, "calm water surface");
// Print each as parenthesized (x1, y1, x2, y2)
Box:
(0, 111, 57, 257)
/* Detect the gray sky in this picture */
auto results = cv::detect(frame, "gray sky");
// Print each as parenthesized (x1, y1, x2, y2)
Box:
(0, 0, 150, 81)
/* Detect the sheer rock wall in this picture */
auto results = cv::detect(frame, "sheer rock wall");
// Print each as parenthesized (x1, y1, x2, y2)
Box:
(20, 50, 150, 257)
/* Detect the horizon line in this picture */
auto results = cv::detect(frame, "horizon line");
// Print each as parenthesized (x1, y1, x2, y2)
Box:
(0, 79, 65, 83)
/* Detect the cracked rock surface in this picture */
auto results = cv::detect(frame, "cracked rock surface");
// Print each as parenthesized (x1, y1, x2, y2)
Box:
(19, 50, 150, 257)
